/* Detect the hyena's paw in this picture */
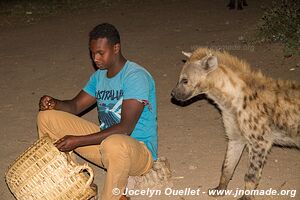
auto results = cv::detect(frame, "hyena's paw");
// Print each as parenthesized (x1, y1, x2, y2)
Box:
(238, 195, 253, 200)
(208, 186, 226, 197)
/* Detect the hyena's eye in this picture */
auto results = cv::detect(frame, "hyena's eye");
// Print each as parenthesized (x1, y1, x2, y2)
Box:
(181, 78, 188, 84)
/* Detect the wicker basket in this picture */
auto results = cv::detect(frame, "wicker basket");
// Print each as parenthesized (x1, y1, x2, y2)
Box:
(5, 136, 97, 200)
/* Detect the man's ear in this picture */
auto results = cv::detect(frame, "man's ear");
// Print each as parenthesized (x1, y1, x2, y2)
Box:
(182, 51, 192, 58)
(114, 43, 121, 54)
(201, 55, 218, 73)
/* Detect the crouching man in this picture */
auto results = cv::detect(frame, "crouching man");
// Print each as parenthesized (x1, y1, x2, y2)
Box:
(37, 23, 157, 200)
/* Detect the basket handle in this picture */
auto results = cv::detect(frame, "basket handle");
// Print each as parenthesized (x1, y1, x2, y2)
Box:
(70, 163, 95, 188)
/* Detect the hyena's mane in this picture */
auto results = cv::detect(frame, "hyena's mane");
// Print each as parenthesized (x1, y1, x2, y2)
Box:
(190, 47, 299, 91)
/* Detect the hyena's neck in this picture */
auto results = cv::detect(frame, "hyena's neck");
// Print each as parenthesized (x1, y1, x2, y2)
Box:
(206, 65, 245, 111)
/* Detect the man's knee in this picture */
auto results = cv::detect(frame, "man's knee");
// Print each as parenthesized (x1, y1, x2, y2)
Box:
(37, 110, 61, 125)
(37, 110, 59, 138)
(37, 110, 66, 132)
(100, 134, 131, 156)
(37, 110, 58, 126)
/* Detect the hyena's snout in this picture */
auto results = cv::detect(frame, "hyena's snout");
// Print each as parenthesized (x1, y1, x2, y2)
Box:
(171, 82, 193, 101)
(171, 82, 179, 97)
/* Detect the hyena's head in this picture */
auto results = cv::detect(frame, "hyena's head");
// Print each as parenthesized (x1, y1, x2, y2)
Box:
(171, 51, 218, 101)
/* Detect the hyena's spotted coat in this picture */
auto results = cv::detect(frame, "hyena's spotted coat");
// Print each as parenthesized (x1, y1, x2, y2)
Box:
(171, 48, 300, 200)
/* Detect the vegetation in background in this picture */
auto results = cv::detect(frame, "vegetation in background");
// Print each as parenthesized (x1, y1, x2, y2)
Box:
(257, 0, 300, 56)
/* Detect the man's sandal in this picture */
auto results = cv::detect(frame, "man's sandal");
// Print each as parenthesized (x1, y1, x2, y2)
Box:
(119, 195, 130, 200)
(90, 183, 99, 200)
(89, 184, 130, 200)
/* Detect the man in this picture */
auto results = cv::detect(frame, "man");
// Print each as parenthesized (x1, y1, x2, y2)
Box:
(37, 23, 157, 200)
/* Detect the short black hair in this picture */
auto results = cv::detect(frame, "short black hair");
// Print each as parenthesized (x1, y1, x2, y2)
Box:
(89, 23, 120, 45)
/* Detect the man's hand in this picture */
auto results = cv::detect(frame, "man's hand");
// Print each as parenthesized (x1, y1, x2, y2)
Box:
(54, 135, 80, 152)
(39, 95, 56, 111)
(38, 91, 96, 115)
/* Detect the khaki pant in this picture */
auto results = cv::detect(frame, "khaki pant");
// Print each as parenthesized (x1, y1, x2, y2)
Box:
(37, 110, 153, 200)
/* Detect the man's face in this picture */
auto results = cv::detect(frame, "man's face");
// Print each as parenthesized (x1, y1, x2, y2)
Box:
(89, 38, 118, 69)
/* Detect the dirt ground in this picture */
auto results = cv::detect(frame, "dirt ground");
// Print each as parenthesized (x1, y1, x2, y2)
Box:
(0, 0, 299, 199)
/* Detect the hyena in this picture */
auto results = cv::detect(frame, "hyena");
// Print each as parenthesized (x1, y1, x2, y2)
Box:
(171, 48, 300, 200)
(228, 0, 248, 10)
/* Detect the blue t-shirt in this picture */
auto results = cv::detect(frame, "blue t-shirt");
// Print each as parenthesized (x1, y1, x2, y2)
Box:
(83, 61, 157, 160)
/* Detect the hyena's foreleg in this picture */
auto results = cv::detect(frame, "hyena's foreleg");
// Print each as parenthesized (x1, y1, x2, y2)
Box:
(237, 0, 248, 9)
(237, 0, 243, 9)
(227, 0, 236, 9)
(211, 140, 246, 195)
(239, 141, 272, 200)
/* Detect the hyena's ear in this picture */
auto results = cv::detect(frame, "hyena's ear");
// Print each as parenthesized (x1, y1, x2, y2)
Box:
(201, 55, 218, 73)
(182, 51, 192, 58)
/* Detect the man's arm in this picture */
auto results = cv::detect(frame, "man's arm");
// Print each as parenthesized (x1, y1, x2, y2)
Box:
(54, 99, 144, 152)
(39, 90, 96, 115)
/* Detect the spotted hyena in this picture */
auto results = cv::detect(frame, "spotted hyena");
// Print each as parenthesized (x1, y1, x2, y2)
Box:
(171, 48, 300, 200)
